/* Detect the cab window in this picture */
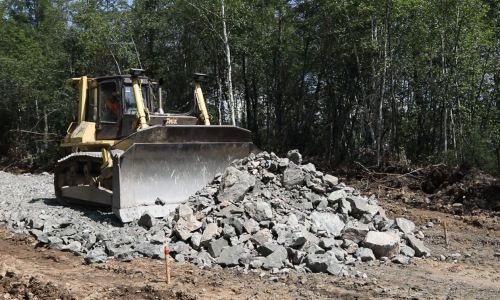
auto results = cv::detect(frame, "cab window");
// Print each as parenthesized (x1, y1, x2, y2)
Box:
(85, 87, 96, 121)
(123, 86, 136, 114)
(123, 84, 149, 114)
(99, 81, 119, 122)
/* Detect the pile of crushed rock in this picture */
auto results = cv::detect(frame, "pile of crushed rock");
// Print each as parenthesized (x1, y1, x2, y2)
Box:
(0, 150, 431, 276)
(165, 150, 431, 275)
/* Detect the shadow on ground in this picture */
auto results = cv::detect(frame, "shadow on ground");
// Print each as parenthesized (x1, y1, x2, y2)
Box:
(29, 197, 122, 226)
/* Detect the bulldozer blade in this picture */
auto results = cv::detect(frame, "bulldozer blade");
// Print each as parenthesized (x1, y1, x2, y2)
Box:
(112, 142, 257, 222)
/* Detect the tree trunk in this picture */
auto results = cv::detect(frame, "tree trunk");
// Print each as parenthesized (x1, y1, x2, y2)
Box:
(216, 64, 224, 125)
(243, 54, 251, 128)
(441, 31, 448, 155)
(221, 0, 236, 126)
(43, 106, 48, 151)
(377, 1, 390, 166)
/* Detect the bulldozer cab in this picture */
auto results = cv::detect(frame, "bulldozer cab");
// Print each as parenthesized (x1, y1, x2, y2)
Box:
(86, 75, 150, 140)
(57, 69, 257, 222)
(81, 73, 200, 140)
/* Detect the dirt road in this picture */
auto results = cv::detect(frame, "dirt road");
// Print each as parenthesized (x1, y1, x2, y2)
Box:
(1, 204, 498, 299)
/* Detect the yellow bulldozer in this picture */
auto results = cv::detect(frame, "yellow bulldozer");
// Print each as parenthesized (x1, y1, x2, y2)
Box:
(55, 69, 256, 222)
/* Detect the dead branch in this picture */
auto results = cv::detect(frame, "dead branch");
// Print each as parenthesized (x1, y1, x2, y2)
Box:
(9, 129, 58, 136)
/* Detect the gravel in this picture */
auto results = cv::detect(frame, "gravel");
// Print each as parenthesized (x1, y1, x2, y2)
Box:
(0, 150, 431, 276)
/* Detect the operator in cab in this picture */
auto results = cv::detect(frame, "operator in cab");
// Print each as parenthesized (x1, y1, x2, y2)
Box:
(104, 92, 120, 121)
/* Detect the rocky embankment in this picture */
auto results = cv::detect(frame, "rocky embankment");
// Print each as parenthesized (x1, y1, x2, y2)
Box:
(0, 150, 431, 276)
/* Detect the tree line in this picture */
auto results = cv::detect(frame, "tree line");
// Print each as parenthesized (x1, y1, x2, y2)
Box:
(0, 0, 499, 174)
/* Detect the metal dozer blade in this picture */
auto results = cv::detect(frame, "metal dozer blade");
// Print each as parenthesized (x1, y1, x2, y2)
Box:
(111, 125, 258, 222)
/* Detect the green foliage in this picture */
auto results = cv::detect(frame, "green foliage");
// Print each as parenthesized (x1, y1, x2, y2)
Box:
(0, 0, 498, 174)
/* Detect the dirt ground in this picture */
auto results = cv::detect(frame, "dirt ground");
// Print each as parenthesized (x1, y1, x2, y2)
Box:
(1, 199, 499, 300)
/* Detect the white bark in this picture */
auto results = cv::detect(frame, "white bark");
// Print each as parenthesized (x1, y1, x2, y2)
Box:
(221, 0, 236, 126)
(43, 106, 48, 151)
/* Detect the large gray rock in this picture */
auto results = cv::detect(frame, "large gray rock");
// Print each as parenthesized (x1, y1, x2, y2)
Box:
(135, 242, 163, 259)
(346, 196, 379, 217)
(283, 164, 305, 188)
(262, 245, 288, 270)
(305, 253, 337, 273)
(326, 262, 343, 276)
(217, 167, 256, 203)
(257, 242, 281, 257)
(323, 174, 339, 186)
(400, 245, 415, 257)
(244, 201, 273, 222)
(190, 232, 202, 249)
(363, 231, 400, 258)
(218, 245, 247, 267)
(395, 218, 416, 234)
(342, 221, 371, 243)
(355, 247, 375, 262)
(208, 238, 229, 258)
(406, 235, 431, 257)
(250, 229, 273, 246)
(200, 223, 219, 246)
(243, 218, 260, 234)
(392, 254, 410, 265)
(328, 189, 347, 203)
(174, 205, 202, 241)
(310, 212, 345, 237)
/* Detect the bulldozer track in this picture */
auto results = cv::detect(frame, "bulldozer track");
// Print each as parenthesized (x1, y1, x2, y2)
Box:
(54, 152, 111, 206)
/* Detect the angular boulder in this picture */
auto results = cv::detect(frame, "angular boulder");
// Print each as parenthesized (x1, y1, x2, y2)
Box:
(218, 245, 247, 267)
(282, 164, 305, 188)
(305, 252, 337, 273)
(244, 201, 273, 222)
(217, 167, 256, 203)
(342, 221, 371, 243)
(328, 189, 347, 203)
(346, 196, 379, 217)
(406, 235, 431, 257)
(262, 245, 288, 269)
(323, 174, 339, 187)
(363, 231, 400, 258)
(208, 238, 229, 258)
(200, 223, 219, 246)
(395, 218, 416, 234)
(310, 212, 345, 237)
(355, 247, 375, 262)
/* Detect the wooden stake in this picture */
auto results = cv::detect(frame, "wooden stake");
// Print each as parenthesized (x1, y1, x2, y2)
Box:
(443, 222, 449, 247)
(164, 246, 171, 284)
